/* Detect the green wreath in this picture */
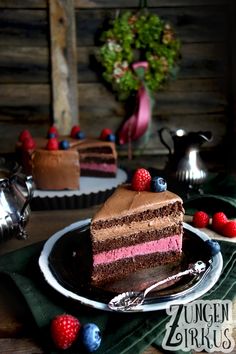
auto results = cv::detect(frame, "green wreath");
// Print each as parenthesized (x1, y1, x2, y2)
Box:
(98, 10, 181, 101)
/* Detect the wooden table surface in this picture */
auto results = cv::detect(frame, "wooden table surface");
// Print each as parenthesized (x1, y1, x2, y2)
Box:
(0, 208, 235, 354)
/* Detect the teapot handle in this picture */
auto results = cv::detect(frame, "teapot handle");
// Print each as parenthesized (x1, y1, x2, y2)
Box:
(158, 127, 172, 155)
(10, 173, 34, 239)
(19, 174, 34, 215)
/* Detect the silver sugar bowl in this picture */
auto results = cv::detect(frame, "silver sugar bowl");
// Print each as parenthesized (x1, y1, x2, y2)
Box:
(0, 157, 34, 241)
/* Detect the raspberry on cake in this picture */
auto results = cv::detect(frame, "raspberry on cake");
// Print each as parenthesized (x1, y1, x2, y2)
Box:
(131, 168, 151, 191)
(16, 136, 47, 175)
(90, 170, 184, 286)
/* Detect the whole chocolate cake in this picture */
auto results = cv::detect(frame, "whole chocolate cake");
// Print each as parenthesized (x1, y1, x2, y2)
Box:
(16, 126, 117, 190)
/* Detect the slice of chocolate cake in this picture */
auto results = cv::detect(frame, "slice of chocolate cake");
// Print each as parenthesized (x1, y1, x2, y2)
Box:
(76, 138, 117, 177)
(90, 180, 184, 286)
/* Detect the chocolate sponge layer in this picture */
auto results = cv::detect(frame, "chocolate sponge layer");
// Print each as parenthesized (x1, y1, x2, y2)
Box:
(79, 146, 113, 154)
(80, 156, 116, 164)
(80, 170, 116, 177)
(91, 250, 181, 286)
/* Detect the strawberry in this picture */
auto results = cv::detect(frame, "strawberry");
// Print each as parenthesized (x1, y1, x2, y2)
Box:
(100, 128, 112, 140)
(221, 221, 236, 238)
(46, 137, 59, 150)
(212, 212, 228, 233)
(131, 168, 151, 191)
(70, 125, 80, 138)
(22, 137, 36, 150)
(19, 129, 32, 142)
(51, 314, 81, 350)
(192, 211, 209, 228)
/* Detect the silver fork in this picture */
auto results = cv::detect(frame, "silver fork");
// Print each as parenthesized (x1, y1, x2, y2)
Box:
(108, 260, 207, 312)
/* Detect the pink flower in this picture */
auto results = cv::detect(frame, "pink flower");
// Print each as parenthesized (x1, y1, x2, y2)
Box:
(132, 61, 149, 70)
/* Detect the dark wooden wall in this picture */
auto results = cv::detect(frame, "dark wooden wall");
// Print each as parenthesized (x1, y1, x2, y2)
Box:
(0, 0, 235, 163)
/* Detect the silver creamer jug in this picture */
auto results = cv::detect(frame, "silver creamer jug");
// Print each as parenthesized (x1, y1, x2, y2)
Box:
(159, 128, 212, 188)
(0, 158, 34, 241)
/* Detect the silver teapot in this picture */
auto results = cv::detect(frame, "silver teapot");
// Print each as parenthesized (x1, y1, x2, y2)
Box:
(159, 128, 212, 188)
(0, 158, 34, 241)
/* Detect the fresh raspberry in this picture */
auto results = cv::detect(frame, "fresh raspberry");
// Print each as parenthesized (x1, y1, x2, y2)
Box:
(212, 212, 228, 233)
(192, 211, 210, 228)
(51, 314, 81, 350)
(48, 125, 58, 137)
(131, 168, 151, 191)
(222, 221, 236, 238)
(100, 128, 113, 140)
(19, 129, 32, 142)
(70, 125, 80, 138)
(46, 137, 59, 150)
(22, 137, 36, 150)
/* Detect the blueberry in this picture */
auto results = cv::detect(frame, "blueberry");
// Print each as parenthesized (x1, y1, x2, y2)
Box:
(150, 176, 167, 192)
(80, 323, 101, 352)
(205, 239, 221, 257)
(59, 140, 70, 150)
(106, 133, 116, 142)
(47, 132, 56, 139)
(76, 131, 85, 140)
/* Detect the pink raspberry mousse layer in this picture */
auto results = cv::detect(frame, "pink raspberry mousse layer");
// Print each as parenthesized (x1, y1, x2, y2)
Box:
(80, 163, 117, 173)
(93, 234, 182, 266)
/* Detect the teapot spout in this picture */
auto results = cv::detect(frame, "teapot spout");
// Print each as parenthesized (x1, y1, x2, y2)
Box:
(187, 131, 213, 147)
(199, 131, 213, 143)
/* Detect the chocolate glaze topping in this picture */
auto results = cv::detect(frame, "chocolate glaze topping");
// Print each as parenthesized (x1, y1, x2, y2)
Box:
(92, 184, 184, 222)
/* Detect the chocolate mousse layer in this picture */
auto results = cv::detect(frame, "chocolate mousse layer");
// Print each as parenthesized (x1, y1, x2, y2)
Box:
(92, 222, 183, 253)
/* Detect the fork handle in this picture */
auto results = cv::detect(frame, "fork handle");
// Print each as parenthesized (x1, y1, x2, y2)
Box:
(143, 261, 206, 298)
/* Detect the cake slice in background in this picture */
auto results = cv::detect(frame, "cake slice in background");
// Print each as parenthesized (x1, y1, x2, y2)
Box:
(90, 170, 184, 286)
(71, 128, 117, 178)
(76, 138, 117, 177)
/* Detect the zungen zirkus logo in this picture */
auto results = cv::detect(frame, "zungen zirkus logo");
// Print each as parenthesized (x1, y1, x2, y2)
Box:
(163, 300, 235, 352)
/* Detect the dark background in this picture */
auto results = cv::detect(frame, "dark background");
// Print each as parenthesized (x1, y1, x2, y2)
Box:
(0, 0, 235, 172)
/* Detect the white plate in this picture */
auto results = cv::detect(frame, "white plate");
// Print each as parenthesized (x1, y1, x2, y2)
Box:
(33, 168, 127, 198)
(39, 220, 223, 312)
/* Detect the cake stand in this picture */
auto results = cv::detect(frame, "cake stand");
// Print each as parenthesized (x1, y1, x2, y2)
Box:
(30, 168, 127, 210)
